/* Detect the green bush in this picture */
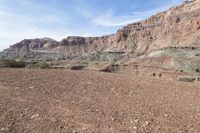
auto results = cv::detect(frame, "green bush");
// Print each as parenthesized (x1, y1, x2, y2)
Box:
(26, 62, 50, 69)
(40, 62, 50, 69)
(0, 59, 26, 68)
(70, 65, 85, 70)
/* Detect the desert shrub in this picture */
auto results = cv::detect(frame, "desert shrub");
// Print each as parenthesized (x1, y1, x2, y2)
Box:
(70, 65, 85, 70)
(26, 64, 36, 69)
(177, 77, 196, 82)
(26, 62, 50, 69)
(0, 59, 26, 68)
(153, 73, 156, 77)
(40, 62, 50, 69)
(99, 64, 119, 73)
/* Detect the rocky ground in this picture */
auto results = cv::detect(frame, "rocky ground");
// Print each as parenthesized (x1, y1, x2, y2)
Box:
(0, 69, 200, 133)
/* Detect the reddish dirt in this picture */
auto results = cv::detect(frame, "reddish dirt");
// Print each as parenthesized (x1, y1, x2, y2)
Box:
(0, 69, 200, 133)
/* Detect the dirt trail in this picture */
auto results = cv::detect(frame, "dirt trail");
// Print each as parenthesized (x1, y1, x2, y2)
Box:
(0, 69, 200, 133)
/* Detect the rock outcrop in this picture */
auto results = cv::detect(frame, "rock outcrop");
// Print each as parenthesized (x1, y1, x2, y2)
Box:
(1, 0, 200, 59)
(57, 0, 200, 56)
(4, 38, 58, 54)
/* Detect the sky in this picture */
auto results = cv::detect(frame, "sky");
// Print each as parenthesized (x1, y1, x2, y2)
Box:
(0, 0, 184, 51)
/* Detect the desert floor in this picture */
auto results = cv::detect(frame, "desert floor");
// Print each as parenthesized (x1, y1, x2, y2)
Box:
(0, 69, 200, 133)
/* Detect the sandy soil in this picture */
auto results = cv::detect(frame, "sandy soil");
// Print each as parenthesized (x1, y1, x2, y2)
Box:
(0, 69, 200, 133)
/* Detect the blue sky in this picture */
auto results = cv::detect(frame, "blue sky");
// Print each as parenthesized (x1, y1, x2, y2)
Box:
(0, 0, 184, 51)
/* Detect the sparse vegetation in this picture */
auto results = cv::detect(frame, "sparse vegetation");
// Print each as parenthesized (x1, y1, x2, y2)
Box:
(177, 77, 196, 82)
(99, 64, 120, 73)
(70, 65, 85, 70)
(26, 62, 50, 69)
(195, 69, 200, 73)
(0, 59, 26, 68)
(153, 73, 156, 77)
(0, 59, 51, 69)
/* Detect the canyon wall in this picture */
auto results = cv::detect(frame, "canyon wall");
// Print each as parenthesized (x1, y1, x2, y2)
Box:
(2, 0, 200, 58)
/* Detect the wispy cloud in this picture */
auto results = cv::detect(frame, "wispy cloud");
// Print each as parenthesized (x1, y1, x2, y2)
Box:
(91, 9, 143, 27)
(0, 1, 75, 51)
(132, 0, 183, 17)
(91, 0, 183, 27)
(75, 7, 93, 18)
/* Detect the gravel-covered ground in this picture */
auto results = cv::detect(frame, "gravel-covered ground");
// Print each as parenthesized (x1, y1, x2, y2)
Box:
(0, 69, 200, 133)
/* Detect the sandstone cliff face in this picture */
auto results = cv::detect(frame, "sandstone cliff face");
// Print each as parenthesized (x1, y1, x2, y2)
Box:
(114, 0, 200, 52)
(2, 0, 200, 58)
(57, 0, 200, 56)
(4, 38, 58, 54)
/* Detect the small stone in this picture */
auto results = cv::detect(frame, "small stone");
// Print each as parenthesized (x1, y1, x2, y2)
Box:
(134, 119, 139, 124)
(164, 113, 168, 117)
(1, 127, 9, 131)
(0, 127, 5, 131)
(31, 114, 39, 119)
(73, 130, 78, 133)
(133, 126, 137, 129)
(132, 127, 137, 133)
(20, 114, 26, 117)
(29, 86, 35, 89)
(132, 131, 137, 133)
(143, 121, 149, 127)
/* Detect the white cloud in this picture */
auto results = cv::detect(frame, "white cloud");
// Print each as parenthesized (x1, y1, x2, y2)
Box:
(0, 7, 75, 51)
(91, 0, 184, 27)
(91, 9, 143, 27)
(132, 0, 183, 17)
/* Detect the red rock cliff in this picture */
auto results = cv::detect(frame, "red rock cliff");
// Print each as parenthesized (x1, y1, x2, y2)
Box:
(3, 0, 200, 57)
